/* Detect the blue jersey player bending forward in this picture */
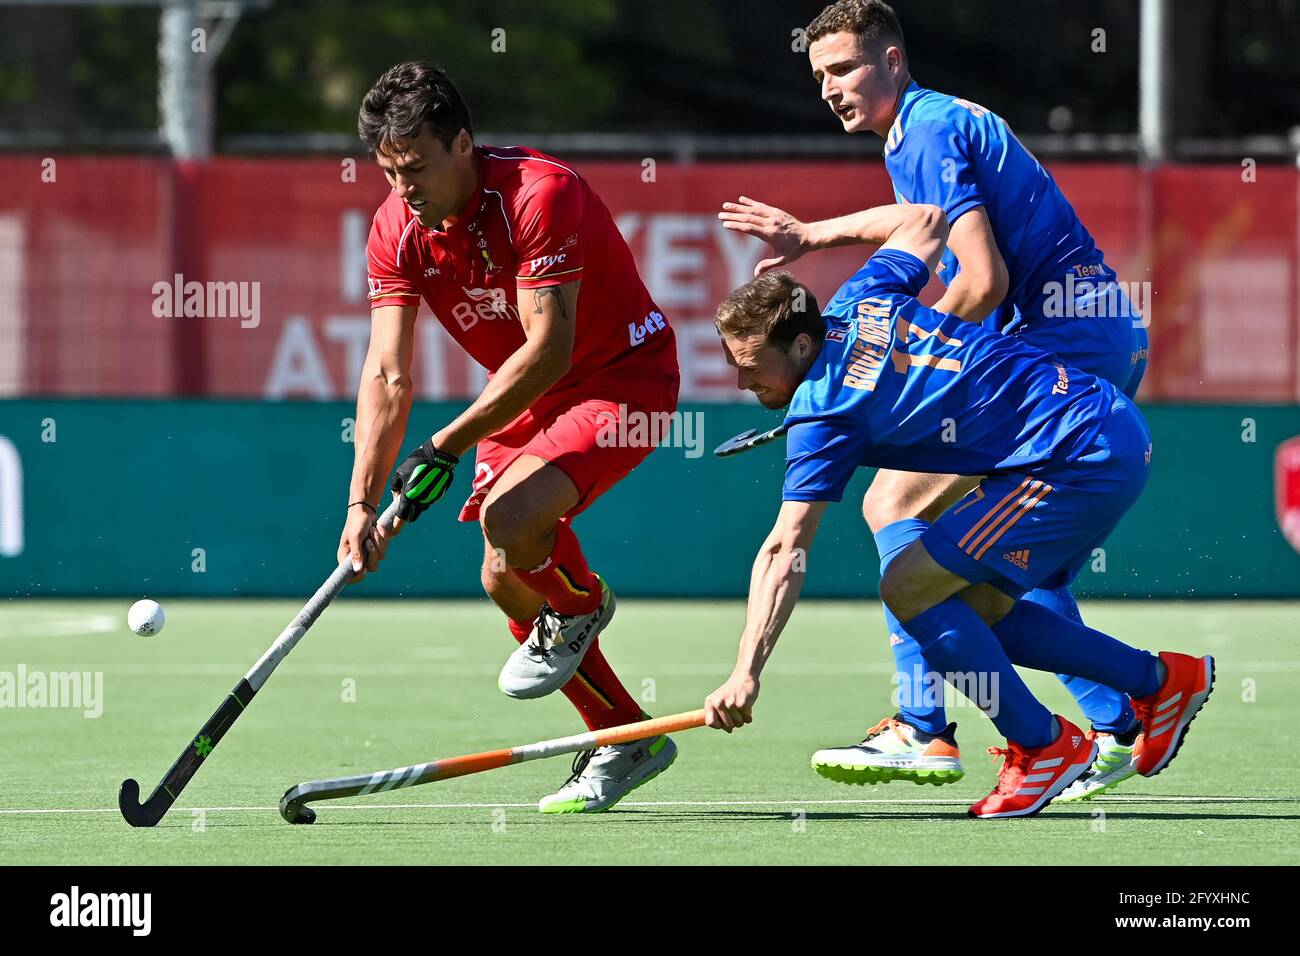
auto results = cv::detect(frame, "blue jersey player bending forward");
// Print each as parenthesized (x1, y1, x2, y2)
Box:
(701, 203, 1212, 819)
(719, 0, 1150, 803)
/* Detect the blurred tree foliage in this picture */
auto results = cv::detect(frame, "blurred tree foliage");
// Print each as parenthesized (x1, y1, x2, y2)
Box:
(0, 4, 159, 133)
(0, 0, 1296, 146)
(218, 0, 622, 136)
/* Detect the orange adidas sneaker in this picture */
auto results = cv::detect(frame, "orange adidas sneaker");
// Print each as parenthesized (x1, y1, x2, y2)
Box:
(1132, 651, 1215, 777)
(969, 716, 1096, 819)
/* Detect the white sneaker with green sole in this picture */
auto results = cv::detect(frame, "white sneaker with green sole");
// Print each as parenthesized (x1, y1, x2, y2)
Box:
(811, 716, 964, 786)
(1056, 729, 1139, 802)
(538, 734, 677, 813)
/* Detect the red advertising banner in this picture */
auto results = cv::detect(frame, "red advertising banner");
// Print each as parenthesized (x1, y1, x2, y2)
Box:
(0, 155, 1295, 401)
(1277, 436, 1300, 554)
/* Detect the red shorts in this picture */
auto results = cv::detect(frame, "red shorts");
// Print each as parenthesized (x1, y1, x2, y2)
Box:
(458, 368, 680, 523)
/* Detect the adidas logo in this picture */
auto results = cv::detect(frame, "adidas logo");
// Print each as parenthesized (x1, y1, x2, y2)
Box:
(1072, 735, 1082, 747)
(1003, 549, 1031, 570)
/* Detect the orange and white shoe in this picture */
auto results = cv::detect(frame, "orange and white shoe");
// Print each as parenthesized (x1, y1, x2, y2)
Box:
(1132, 652, 1215, 777)
(811, 716, 964, 786)
(968, 716, 1096, 819)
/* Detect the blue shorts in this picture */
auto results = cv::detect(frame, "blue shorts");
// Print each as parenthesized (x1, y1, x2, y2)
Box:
(1015, 281, 1149, 399)
(923, 395, 1152, 598)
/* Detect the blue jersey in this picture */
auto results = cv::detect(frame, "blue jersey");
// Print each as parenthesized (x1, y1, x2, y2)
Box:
(884, 82, 1110, 333)
(782, 249, 1118, 503)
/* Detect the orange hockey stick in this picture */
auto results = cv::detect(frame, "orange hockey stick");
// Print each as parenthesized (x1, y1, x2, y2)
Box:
(279, 708, 707, 823)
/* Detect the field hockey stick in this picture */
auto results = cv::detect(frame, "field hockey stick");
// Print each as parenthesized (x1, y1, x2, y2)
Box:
(118, 498, 403, 827)
(713, 423, 787, 457)
(279, 708, 708, 824)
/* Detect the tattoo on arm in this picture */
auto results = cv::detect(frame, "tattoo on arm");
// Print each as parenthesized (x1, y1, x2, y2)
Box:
(532, 287, 569, 320)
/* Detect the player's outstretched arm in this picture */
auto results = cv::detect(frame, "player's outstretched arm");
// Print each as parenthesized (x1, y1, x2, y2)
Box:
(340, 303, 418, 580)
(705, 500, 828, 731)
(718, 197, 949, 278)
(430, 281, 579, 458)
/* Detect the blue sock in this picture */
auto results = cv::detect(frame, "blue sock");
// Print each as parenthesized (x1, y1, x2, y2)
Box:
(875, 520, 947, 734)
(875, 519, 931, 571)
(1022, 584, 1085, 625)
(902, 596, 1056, 747)
(887, 618, 949, 734)
(1022, 585, 1138, 733)
(991, 601, 1161, 699)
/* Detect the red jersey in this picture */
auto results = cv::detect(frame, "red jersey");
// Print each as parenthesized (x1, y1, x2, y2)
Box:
(366, 145, 676, 392)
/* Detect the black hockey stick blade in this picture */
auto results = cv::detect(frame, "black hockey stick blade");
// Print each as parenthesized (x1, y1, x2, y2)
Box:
(118, 499, 399, 827)
(118, 777, 170, 828)
(279, 786, 317, 825)
(713, 424, 788, 457)
(118, 680, 253, 827)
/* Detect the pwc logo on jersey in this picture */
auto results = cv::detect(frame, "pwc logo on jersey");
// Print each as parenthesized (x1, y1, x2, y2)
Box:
(527, 253, 567, 274)
(452, 286, 519, 331)
(629, 310, 667, 347)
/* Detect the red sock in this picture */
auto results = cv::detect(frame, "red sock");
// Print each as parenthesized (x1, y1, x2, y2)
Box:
(507, 618, 645, 730)
(510, 521, 602, 616)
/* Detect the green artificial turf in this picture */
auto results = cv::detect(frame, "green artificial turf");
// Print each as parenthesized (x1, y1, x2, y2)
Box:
(2, 599, 1296, 865)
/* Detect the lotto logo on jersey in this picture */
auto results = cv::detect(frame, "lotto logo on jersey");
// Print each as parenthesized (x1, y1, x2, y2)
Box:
(528, 253, 567, 273)
(628, 310, 667, 347)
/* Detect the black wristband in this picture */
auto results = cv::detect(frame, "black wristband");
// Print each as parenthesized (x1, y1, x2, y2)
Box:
(348, 500, 377, 515)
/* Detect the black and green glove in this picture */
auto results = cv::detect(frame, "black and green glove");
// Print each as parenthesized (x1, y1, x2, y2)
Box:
(390, 440, 459, 523)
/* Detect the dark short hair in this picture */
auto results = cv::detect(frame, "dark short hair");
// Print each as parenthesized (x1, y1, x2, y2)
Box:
(715, 271, 825, 349)
(807, 0, 906, 56)
(358, 61, 473, 153)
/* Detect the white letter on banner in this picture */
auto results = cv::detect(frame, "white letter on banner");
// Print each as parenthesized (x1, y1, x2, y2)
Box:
(0, 436, 22, 557)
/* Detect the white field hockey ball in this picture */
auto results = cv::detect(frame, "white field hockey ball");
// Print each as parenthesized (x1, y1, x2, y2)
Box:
(127, 599, 165, 636)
